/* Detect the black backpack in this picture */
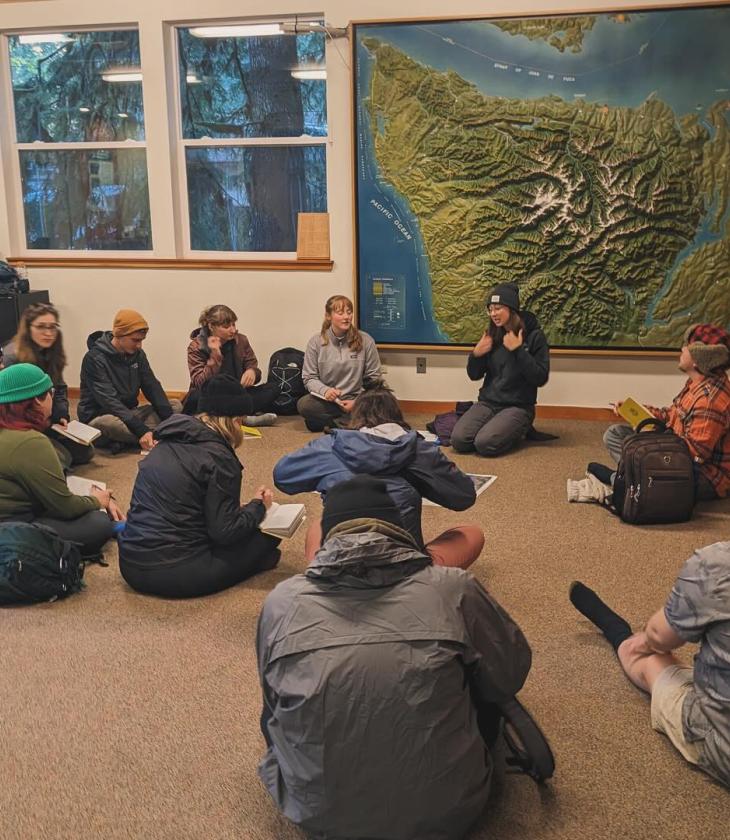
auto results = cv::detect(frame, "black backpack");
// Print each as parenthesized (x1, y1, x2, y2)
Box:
(0, 262, 30, 297)
(267, 347, 306, 415)
(0, 522, 85, 605)
(611, 418, 695, 524)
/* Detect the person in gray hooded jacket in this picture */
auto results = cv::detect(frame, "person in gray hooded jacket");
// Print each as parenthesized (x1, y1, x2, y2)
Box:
(257, 475, 532, 840)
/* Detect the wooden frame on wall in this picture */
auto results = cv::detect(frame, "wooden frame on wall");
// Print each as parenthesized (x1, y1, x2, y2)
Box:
(352, 4, 730, 355)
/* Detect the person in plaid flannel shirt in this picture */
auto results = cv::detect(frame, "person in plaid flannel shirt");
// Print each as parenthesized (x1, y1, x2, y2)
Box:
(567, 323, 730, 503)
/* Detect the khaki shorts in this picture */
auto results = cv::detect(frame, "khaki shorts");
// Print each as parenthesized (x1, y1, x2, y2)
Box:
(650, 665, 702, 766)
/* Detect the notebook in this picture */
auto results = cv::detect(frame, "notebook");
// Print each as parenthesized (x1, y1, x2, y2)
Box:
(422, 474, 497, 506)
(617, 397, 655, 430)
(260, 503, 306, 538)
(51, 420, 101, 446)
(66, 476, 106, 496)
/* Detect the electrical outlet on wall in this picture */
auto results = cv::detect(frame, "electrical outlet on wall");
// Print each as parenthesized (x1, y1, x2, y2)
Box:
(416, 357, 427, 374)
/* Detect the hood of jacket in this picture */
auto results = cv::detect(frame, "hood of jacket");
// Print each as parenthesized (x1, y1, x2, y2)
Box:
(153, 413, 235, 452)
(520, 310, 540, 337)
(86, 330, 119, 354)
(330, 424, 418, 476)
(306, 520, 431, 589)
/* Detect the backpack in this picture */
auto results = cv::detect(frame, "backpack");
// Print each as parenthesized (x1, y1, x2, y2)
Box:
(0, 262, 30, 297)
(0, 522, 85, 605)
(425, 401, 474, 446)
(267, 347, 306, 415)
(610, 418, 695, 524)
(501, 697, 555, 784)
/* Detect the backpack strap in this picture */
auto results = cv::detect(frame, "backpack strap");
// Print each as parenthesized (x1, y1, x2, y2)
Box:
(500, 697, 555, 784)
(635, 417, 666, 433)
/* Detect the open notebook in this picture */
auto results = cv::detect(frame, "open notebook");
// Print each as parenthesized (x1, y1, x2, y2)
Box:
(51, 421, 101, 446)
(66, 476, 106, 496)
(422, 474, 497, 507)
(260, 503, 306, 539)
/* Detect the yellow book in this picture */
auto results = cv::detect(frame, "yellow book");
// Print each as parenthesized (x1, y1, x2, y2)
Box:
(240, 425, 263, 439)
(617, 397, 655, 430)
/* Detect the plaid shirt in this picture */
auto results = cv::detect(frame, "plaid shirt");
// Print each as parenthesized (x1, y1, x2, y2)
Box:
(651, 375, 730, 497)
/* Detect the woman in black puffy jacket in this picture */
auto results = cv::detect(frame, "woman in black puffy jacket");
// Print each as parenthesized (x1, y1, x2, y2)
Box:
(119, 375, 280, 598)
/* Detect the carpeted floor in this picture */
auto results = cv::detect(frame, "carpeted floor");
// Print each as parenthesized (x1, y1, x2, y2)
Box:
(2, 414, 729, 839)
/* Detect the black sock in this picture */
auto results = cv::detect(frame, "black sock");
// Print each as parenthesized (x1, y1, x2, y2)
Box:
(569, 581, 632, 651)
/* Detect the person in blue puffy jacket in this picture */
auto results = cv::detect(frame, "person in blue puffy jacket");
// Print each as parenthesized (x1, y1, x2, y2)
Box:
(274, 384, 484, 568)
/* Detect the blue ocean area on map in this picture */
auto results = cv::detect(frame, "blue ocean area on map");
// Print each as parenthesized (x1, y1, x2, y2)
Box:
(356, 9, 730, 344)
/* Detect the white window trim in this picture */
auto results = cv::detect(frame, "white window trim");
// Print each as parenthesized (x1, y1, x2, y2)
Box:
(0, 25, 155, 258)
(170, 20, 328, 260)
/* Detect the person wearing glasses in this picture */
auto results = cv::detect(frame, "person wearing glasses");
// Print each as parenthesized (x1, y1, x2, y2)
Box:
(0, 363, 122, 558)
(451, 283, 550, 457)
(1, 302, 91, 469)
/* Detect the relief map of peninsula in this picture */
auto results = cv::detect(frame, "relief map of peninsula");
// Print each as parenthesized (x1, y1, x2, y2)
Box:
(354, 9, 730, 348)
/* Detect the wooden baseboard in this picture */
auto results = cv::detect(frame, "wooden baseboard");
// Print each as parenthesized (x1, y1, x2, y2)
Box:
(400, 400, 614, 421)
(67, 388, 613, 421)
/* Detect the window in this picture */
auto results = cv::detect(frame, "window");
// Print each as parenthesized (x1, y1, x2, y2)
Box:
(7, 29, 152, 251)
(175, 23, 328, 254)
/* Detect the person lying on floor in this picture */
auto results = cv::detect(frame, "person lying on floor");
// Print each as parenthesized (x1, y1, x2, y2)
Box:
(118, 374, 280, 598)
(257, 475, 532, 840)
(570, 541, 730, 789)
(567, 323, 730, 504)
(274, 382, 483, 569)
(0, 363, 122, 559)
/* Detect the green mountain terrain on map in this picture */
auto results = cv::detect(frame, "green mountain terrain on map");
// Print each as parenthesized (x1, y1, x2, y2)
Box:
(363, 38, 730, 347)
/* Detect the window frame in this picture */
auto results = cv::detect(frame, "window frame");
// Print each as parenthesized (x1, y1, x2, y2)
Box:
(169, 20, 329, 260)
(0, 25, 155, 258)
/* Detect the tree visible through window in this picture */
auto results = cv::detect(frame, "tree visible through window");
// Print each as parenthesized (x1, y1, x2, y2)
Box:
(177, 26, 327, 252)
(9, 30, 152, 251)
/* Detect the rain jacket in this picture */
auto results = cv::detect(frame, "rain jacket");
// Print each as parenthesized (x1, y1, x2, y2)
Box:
(257, 521, 532, 840)
(118, 414, 266, 571)
(78, 331, 173, 438)
(273, 423, 476, 545)
(467, 311, 549, 409)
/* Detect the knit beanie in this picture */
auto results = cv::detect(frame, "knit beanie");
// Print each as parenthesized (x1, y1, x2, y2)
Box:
(321, 475, 404, 540)
(487, 283, 520, 312)
(112, 309, 149, 337)
(682, 324, 730, 375)
(198, 374, 254, 418)
(0, 362, 53, 404)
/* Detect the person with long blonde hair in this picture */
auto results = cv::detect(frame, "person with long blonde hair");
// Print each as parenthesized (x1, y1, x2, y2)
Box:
(297, 295, 381, 431)
(119, 374, 280, 598)
(1, 302, 92, 468)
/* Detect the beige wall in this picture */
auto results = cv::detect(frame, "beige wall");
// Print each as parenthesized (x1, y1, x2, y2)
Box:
(0, 0, 693, 404)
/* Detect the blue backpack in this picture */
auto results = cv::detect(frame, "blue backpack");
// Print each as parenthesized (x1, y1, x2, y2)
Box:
(0, 522, 85, 605)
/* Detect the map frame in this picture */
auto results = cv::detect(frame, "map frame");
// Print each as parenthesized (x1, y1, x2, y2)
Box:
(352, 5, 730, 354)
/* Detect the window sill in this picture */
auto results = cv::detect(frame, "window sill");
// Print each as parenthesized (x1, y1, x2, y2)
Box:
(7, 256, 333, 272)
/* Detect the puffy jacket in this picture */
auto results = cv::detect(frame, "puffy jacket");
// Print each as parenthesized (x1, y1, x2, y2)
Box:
(1, 339, 69, 423)
(78, 331, 172, 438)
(118, 414, 265, 570)
(186, 327, 261, 390)
(257, 521, 532, 840)
(467, 311, 549, 409)
(273, 422, 475, 545)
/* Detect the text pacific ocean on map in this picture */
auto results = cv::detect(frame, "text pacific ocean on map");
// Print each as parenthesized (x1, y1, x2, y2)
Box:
(355, 10, 730, 348)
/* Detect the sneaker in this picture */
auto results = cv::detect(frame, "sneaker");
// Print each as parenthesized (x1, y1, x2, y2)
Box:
(244, 413, 277, 427)
(567, 474, 612, 504)
(586, 462, 614, 485)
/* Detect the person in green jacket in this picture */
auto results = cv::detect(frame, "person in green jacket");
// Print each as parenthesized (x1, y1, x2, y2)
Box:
(0, 364, 122, 557)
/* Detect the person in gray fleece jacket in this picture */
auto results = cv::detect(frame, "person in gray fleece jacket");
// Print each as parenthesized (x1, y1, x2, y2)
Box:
(297, 294, 381, 431)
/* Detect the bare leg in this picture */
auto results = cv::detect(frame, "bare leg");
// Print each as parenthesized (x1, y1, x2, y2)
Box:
(617, 632, 682, 694)
(426, 525, 485, 569)
(305, 519, 323, 564)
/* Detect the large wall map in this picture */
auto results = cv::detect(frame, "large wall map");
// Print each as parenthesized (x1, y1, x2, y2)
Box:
(353, 9, 730, 349)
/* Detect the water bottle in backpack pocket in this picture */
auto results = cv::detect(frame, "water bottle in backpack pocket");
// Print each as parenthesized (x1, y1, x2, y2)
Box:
(610, 418, 695, 524)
